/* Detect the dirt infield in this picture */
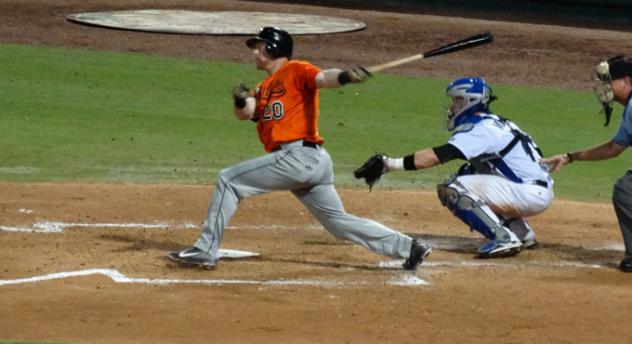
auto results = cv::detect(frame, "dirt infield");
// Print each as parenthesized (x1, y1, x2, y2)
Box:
(3, 0, 632, 343)
(1, 183, 631, 343)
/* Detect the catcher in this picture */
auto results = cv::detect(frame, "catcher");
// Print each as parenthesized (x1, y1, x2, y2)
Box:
(355, 77, 553, 258)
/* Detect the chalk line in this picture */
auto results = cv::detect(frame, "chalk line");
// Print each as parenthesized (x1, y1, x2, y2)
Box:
(380, 260, 605, 269)
(0, 221, 198, 233)
(0, 221, 322, 233)
(389, 274, 429, 286)
(0, 268, 428, 287)
(0, 258, 615, 289)
(0, 221, 625, 255)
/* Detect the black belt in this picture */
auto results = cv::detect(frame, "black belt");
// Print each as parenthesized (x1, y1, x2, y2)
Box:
(272, 140, 318, 152)
(302, 141, 318, 149)
(531, 180, 548, 188)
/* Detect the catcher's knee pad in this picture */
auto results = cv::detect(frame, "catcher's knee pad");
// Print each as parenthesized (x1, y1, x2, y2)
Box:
(437, 181, 504, 240)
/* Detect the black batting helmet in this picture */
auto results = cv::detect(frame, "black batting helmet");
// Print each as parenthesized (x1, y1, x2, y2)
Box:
(246, 27, 293, 59)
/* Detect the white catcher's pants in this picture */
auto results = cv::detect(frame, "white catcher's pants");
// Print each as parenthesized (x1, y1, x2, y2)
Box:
(456, 174, 553, 219)
(194, 141, 414, 263)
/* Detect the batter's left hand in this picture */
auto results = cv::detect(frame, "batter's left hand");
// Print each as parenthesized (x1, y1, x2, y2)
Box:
(339, 66, 371, 85)
(347, 66, 371, 83)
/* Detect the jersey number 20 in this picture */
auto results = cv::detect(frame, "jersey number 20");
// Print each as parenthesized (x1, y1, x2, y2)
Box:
(262, 101, 284, 121)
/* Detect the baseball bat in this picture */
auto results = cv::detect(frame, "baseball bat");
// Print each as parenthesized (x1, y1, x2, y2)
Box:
(366, 32, 493, 73)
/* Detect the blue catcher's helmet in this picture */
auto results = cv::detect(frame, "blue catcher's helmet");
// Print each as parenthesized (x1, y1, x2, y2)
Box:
(445, 77, 494, 131)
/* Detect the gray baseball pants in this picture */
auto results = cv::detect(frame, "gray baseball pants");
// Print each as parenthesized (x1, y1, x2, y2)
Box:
(613, 171, 632, 258)
(194, 140, 414, 263)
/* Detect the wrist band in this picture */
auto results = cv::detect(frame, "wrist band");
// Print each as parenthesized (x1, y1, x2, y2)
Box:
(234, 97, 246, 109)
(387, 158, 404, 171)
(338, 71, 352, 85)
(565, 152, 574, 163)
(403, 154, 417, 170)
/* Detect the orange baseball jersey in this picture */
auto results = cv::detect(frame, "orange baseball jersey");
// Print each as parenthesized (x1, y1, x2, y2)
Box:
(253, 60, 325, 152)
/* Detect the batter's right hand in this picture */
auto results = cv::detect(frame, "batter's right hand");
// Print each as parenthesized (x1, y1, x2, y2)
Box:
(232, 82, 250, 109)
(232, 82, 250, 101)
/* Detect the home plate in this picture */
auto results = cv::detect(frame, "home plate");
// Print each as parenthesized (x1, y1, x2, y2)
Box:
(219, 249, 259, 259)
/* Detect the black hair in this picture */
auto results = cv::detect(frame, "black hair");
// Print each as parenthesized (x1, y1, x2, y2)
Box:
(608, 55, 632, 79)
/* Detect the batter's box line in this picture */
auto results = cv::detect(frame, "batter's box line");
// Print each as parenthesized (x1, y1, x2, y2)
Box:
(0, 268, 428, 288)
(0, 221, 324, 233)
(0, 221, 195, 233)
(379, 260, 605, 269)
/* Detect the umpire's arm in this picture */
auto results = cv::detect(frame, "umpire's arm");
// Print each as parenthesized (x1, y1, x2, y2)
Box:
(542, 139, 627, 172)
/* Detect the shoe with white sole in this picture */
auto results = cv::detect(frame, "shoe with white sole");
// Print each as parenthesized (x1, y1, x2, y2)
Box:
(521, 237, 539, 249)
(505, 218, 538, 249)
(477, 239, 523, 258)
(168, 246, 217, 269)
(619, 257, 632, 272)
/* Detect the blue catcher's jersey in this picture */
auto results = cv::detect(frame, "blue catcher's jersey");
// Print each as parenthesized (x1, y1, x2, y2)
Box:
(612, 96, 632, 146)
(447, 113, 551, 183)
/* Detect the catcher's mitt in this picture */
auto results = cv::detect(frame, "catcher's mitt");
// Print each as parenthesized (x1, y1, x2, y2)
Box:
(354, 154, 386, 191)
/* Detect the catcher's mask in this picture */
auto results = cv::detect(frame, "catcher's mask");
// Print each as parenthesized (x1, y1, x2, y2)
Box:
(246, 27, 293, 59)
(593, 55, 632, 126)
(445, 77, 497, 131)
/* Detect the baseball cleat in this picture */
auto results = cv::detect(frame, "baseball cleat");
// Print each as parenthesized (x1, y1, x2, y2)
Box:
(518, 227, 538, 249)
(477, 239, 523, 259)
(402, 239, 432, 270)
(522, 237, 539, 250)
(168, 246, 217, 269)
(619, 257, 632, 272)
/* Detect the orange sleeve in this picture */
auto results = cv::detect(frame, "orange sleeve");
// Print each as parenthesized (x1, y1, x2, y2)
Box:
(293, 61, 321, 92)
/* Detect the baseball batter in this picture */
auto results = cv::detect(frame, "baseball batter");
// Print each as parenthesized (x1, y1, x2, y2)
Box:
(357, 77, 553, 258)
(168, 27, 431, 270)
(543, 55, 632, 272)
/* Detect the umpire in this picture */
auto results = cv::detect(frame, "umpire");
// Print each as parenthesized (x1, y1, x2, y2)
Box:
(543, 55, 632, 272)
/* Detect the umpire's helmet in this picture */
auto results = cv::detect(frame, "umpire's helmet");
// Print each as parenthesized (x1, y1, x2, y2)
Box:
(246, 27, 293, 59)
(593, 55, 632, 126)
(445, 77, 496, 131)
(596, 55, 632, 82)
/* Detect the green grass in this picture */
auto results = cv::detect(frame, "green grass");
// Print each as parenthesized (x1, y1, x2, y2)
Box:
(0, 43, 628, 202)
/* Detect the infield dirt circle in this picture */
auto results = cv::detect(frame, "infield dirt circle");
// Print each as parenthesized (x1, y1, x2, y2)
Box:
(2, 1, 632, 343)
